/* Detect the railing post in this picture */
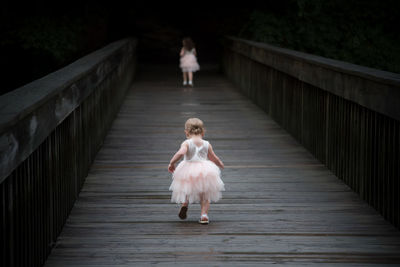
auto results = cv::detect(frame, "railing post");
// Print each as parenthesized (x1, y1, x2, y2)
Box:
(0, 38, 138, 266)
(222, 35, 400, 229)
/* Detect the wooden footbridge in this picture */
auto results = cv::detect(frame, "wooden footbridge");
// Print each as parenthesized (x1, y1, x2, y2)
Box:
(1, 37, 400, 266)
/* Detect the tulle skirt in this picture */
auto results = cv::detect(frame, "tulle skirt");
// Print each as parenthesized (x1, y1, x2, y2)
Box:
(180, 54, 200, 72)
(169, 160, 225, 204)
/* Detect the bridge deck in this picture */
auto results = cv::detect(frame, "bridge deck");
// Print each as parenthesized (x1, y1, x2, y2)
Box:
(44, 64, 400, 266)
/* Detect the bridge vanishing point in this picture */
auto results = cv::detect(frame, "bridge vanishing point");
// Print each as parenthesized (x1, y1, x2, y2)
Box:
(1, 37, 400, 266)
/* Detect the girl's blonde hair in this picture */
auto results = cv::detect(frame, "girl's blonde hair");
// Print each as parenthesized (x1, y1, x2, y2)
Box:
(185, 118, 205, 135)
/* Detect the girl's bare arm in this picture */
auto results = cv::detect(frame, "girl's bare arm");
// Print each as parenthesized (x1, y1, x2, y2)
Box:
(208, 144, 224, 169)
(168, 141, 188, 173)
(180, 48, 185, 57)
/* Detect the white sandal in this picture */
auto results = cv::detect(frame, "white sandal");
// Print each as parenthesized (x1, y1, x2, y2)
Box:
(198, 213, 209, 224)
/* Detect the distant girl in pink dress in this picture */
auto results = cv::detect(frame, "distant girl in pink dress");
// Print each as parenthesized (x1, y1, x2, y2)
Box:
(168, 118, 225, 224)
(179, 37, 200, 87)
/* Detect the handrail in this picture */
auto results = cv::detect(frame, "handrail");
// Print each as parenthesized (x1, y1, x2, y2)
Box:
(222, 35, 400, 230)
(0, 38, 137, 183)
(224, 36, 400, 122)
(0, 37, 137, 266)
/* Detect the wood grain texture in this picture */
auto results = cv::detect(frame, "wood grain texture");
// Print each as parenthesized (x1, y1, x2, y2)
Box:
(223, 47, 400, 230)
(44, 64, 400, 266)
(1, 39, 137, 267)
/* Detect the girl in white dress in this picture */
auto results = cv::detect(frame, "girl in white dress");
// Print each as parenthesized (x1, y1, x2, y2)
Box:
(179, 37, 200, 87)
(168, 118, 225, 224)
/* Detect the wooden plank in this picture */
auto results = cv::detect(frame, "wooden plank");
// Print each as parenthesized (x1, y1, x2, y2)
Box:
(44, 64, 400, 266)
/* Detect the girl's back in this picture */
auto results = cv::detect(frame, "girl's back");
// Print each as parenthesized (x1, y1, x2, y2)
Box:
(182, 47, 196, 56)
(184, 138, 209, 161)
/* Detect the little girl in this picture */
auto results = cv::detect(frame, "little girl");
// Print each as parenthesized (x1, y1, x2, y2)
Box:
(179, 37, 200, 87)
(168, 118, 225, 224)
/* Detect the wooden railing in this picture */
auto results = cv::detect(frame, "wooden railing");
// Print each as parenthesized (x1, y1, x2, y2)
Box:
(0, 38, 137, 266)
(222, 36, 400, 229)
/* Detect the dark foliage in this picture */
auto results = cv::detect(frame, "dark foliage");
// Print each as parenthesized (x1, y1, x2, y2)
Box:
(0, 3, 110, 95)
(1, 1, 398, 95)
(238, 0, 400, 73)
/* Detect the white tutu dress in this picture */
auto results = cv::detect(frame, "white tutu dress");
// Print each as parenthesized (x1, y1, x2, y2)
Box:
(169, 138, 225, 204)
(180, 48, 200, 72)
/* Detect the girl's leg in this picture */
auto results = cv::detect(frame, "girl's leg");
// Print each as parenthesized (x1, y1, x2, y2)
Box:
(188, 72, 193, 83)
(182, 72, 187, 83)
(200, 193, 210, 215)
(202, 200, 210, 215)
(182, 195, 189, 207)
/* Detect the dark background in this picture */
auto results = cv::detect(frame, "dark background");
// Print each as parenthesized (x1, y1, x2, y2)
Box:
(1, 0, 399, 95)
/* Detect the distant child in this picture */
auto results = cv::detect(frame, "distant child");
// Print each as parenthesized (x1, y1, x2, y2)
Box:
(168, 118, 225, 224)
(179, 37, 200, 87)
